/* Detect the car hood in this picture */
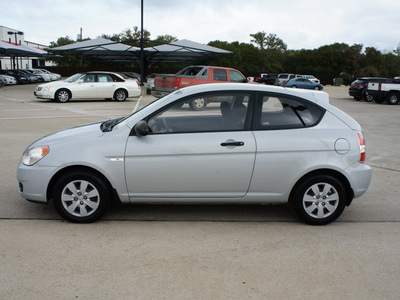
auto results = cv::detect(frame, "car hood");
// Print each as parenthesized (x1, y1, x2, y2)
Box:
(28, 122, 103, 149)
(38, 80, 72, 88)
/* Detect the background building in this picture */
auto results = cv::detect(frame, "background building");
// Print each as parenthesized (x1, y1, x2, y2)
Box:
(0, 25, 52, 69)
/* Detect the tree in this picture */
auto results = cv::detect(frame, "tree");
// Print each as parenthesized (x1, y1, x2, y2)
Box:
(155, 35, 178, 44)
(49, 36, 76, 48)
(250, 31, 287, 52)
(250, 31, 287, 72)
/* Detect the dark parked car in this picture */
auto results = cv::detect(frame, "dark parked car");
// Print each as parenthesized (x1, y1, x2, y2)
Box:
(16, 70, 42, 83)
(349, 78, 392, 101)
(0, 77, 4, 87)
(0, 70, 28, 84)
(256, 73, 278, 85)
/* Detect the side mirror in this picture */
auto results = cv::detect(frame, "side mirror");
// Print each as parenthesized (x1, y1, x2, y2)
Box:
(134, 120, 149, 136)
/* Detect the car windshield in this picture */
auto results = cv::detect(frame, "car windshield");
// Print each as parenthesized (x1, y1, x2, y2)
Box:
(64, 73, 83, 83)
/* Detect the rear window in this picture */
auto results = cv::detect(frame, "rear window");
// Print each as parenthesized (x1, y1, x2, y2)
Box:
(177, 67, 204, 76)
(253, 93, 325, 130)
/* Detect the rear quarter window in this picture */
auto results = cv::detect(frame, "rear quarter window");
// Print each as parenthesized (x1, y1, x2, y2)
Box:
(253, 93, 325, 130)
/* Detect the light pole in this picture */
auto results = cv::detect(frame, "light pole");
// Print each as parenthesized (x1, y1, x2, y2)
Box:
(140, 0, 145, 86)
(8, 31, 23, 69)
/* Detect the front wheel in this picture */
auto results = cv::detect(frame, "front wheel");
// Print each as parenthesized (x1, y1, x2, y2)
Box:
(291, 175, 346, 225)
(114, 89, 127, 101)
(52, 171, 111, 223)
(55, 89, 71, 103)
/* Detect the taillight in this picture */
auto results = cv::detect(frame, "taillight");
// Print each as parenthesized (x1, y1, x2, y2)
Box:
(174, 78, 181, 89)
(356, 131, 366, 162)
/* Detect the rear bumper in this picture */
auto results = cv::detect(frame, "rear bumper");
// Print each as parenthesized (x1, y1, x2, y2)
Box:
(346, 162, 372, 199)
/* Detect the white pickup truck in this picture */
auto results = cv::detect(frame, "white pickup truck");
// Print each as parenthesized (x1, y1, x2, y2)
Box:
(367, 78, 400, 104)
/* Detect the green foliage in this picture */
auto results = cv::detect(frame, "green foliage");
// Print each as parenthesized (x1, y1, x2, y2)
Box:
(48, 29, 400, 83)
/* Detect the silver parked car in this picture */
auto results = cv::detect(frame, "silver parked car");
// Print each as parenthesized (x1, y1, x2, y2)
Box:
(17, 83, 371, 224)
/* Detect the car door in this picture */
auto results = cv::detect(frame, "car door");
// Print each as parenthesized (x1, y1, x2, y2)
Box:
(124, 91, 256, 200)
(72, 74, 97, 99)
(96, 74, 116, 98)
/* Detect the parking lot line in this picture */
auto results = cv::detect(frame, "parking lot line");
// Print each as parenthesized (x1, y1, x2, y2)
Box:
(0, 114, 124, 121)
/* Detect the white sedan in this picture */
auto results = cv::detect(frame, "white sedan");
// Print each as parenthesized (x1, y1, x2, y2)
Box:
(34, 72, 141, 102)
(0, 74, 17, 85)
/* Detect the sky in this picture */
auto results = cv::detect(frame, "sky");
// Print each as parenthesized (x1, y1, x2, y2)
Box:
(2, 0, 400, 52)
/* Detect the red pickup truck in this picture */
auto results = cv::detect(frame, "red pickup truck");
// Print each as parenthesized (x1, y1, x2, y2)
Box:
(151, 65, 247, 103)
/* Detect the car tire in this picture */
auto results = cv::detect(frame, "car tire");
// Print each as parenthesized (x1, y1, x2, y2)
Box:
(314, 86, 320, 90)
(114, 89, 127, 101)
(387, 93, 399, 105)
(290, 175, 346, 225)
(55, 89, 71, 103)
(52, 171, 111, 223)
(291, 85, 297, 88)
(364, 94, 374, 102)
(189, 98, 207, 111)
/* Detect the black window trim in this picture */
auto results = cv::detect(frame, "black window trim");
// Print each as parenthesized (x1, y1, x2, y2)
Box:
(251, 91, 326, 131)
(131, 90, 257, 136)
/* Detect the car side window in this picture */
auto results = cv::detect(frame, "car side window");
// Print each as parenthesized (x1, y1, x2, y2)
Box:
(82, 74, 96, 83)
(253, 93, 324, 130)
(213, 69, 228, 81)
(147, 92, 251, 134)
(98, 74, 113, 82)
(229, 70, 245, 82)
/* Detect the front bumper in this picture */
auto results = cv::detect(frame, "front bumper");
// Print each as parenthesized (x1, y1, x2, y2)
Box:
(17, 163, 57, 203)
(34, 91, 53, 99)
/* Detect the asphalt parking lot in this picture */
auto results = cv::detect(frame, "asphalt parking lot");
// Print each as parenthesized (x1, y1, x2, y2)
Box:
(1, 84, 399, 299)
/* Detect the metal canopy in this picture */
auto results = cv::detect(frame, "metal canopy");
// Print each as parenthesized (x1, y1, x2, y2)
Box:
(50, 37, 141, 62)
(0, 41, 57, 58)
(49, 38, 232, 63)
(144, 39, 233, 63)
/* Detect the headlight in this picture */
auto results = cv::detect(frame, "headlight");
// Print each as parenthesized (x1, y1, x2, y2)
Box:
(22, 146, 50, 166)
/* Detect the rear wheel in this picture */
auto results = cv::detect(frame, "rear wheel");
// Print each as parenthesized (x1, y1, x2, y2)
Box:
(364, 94, 374, 102)
(291, 175, 346, 225)
(114, 89, 127, 101)
(52, 171, 111, 223)
(387, 92, 399, 105)
(189, 98, 207, 111)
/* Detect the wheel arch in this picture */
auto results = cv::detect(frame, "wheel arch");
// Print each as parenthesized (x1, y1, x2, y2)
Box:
(46, 165, 120, 204)
(114, 87, 129, 97)
(54, 88, 72, 100)
(289, 169, 354, 206)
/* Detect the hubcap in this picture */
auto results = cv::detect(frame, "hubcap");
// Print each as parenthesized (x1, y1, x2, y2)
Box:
(116, 91, 126, 101)
(58, 91, 69, 102)
(193, 98, 205, 109)
(61, 180, 100, 217)
(302, 183, 339, 219)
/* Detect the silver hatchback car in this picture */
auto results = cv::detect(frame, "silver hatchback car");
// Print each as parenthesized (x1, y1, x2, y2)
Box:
(17, 83, 371, 224)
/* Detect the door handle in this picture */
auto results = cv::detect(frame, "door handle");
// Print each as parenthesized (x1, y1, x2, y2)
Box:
(221, 141, 244, 147)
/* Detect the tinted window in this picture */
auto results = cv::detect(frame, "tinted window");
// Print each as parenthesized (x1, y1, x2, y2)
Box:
(213, 69, 227, 81)
(98, 74, 113, 82)
(148, 92, 251, 134)
(253, 93, 324, 130)
(229, 70, 245, 82)
(82, 74, 96, 82)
